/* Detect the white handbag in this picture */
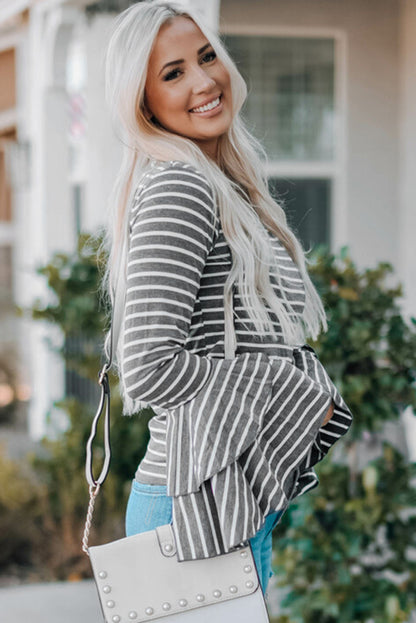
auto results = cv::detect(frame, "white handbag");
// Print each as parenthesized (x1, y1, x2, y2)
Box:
(87, 523, 269, 622)
(82, 289, 271, 623)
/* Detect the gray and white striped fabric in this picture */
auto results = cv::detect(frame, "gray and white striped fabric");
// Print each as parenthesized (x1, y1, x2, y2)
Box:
(122, 160, 353, 561)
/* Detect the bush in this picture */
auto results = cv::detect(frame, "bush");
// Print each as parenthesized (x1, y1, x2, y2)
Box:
(272, 248, 416, 623)
(19, 233, 152, 580)
(0, 445, 43, 572)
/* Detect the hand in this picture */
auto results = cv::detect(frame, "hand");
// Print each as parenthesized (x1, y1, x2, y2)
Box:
(322, 400, 335, 426)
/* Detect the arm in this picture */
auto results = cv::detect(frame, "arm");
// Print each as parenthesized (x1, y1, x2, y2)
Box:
(123, 161, 273, 412)
(322, 400, 335, 426)
(123, 161, 218, 408)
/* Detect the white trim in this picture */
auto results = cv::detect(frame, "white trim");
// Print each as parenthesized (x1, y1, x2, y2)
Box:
(332, 32, 348, 252)
(32, 0, 89, 12)
(0, 109, 17, 132)
(0, 223, 14, 244)
(264, 161, 340, 179)
(0, 30, 24, 52)
(221, 25, 348, 253)
(221, 23, 346, 39)
(43, 6, 84, 88)
(0, 0, 29, 23)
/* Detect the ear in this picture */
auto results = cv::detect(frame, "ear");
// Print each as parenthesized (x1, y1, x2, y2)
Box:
(143, 106, 152, 121)
(142, 95, 153, 121)
(145, 109, 159, 126)
(143, 97, 159, 125)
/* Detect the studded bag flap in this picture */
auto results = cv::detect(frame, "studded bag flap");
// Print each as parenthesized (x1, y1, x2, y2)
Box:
(87, 523, 269, 622)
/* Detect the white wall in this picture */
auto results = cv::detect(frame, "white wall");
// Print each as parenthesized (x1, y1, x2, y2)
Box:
(398, 0, 416, 321)
(397, 0, 416, 461)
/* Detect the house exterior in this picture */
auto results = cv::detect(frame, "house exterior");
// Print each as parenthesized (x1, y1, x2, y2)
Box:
(0, 0, 415, 455)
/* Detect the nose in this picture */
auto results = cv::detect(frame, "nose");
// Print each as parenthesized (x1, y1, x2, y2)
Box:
(190, 64, 216, 93)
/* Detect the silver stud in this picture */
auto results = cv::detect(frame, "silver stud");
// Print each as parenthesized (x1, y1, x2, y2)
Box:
(112, 617, 121, 623)
(244, 564, 252, 573)
(129, 612, 138, 620)
(162, 602, 171, 611)
(240, 551, 248, 558)
(196, 594, 205, 602)
(213, 589, 222, 598)
(229, 585, 238, 594)
(103, 585, 111, 594)
(164, 543, 173, 553)
(179, 599, 188, 607)
(98, 571, 107, 579)
(245, 580, 254, 589)
(106, 600, 115, 608)
(145, 607, 154, 616)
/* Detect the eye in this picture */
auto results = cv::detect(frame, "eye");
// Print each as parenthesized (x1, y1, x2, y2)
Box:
(163, 68, 183, 81)
(201, 50, 216, 63)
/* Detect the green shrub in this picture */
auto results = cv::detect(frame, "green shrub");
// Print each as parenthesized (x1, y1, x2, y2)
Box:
(272, 248, 416, 623)
(21, 233, 152, 580)
(0, 445, 43, 571)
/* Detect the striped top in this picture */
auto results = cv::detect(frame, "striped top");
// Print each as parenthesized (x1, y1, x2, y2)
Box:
(122, 160, 353, 561)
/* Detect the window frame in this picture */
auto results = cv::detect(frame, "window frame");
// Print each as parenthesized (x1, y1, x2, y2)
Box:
(220, 24, 348, 251)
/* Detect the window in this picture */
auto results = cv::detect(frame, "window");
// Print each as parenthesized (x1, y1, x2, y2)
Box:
(222, 34, 339, 250)
(269, 177, 331, 250)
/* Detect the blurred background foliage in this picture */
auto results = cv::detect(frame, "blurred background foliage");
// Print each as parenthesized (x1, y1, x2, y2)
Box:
(85, 0, 136, 15)
(0, 234, 415, 623)
(273, 248, 416, 623)
(1, 233, 152, 581)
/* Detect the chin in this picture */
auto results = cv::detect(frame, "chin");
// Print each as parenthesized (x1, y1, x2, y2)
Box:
(199, 123, 231, 139)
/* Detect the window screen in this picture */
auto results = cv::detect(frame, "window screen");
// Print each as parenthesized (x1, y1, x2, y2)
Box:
(269, 177, 331, 251)
(222, 35, 335, 161)
(222, 34, 336, 249)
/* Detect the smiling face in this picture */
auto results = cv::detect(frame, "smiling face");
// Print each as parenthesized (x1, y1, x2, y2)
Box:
(144, 16, 233, 161)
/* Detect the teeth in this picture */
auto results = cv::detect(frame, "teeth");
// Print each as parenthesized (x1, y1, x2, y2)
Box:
(192, 97, 220, 113)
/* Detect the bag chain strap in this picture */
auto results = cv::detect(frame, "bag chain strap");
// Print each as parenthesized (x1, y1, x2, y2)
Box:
(82, 483, 101, 555)
(82, 288, 114, 555)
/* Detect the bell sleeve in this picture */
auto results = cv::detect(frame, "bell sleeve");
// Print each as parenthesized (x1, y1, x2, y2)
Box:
(168, 351, 351, 560)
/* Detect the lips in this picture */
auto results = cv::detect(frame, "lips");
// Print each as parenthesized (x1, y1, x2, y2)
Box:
(189, 94, 222, 113)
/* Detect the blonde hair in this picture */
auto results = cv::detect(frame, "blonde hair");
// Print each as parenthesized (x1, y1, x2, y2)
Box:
(102, 0, 328, 379)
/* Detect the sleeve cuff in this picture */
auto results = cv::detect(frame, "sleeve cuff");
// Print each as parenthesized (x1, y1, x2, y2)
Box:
(259, 358, 333, 500)
(292, 344, 353, 470)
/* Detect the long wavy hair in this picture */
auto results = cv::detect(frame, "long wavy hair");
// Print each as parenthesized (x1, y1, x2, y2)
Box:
(102, 0, 328, 387)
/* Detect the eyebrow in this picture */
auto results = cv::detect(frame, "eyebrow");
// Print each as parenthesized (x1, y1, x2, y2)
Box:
(158, 43, 212, 76)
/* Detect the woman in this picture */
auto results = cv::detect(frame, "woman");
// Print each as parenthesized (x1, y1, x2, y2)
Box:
(103, 0, 353, 596)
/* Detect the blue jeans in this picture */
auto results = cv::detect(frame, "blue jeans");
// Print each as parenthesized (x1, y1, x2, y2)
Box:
(125, 479, 283, 595)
